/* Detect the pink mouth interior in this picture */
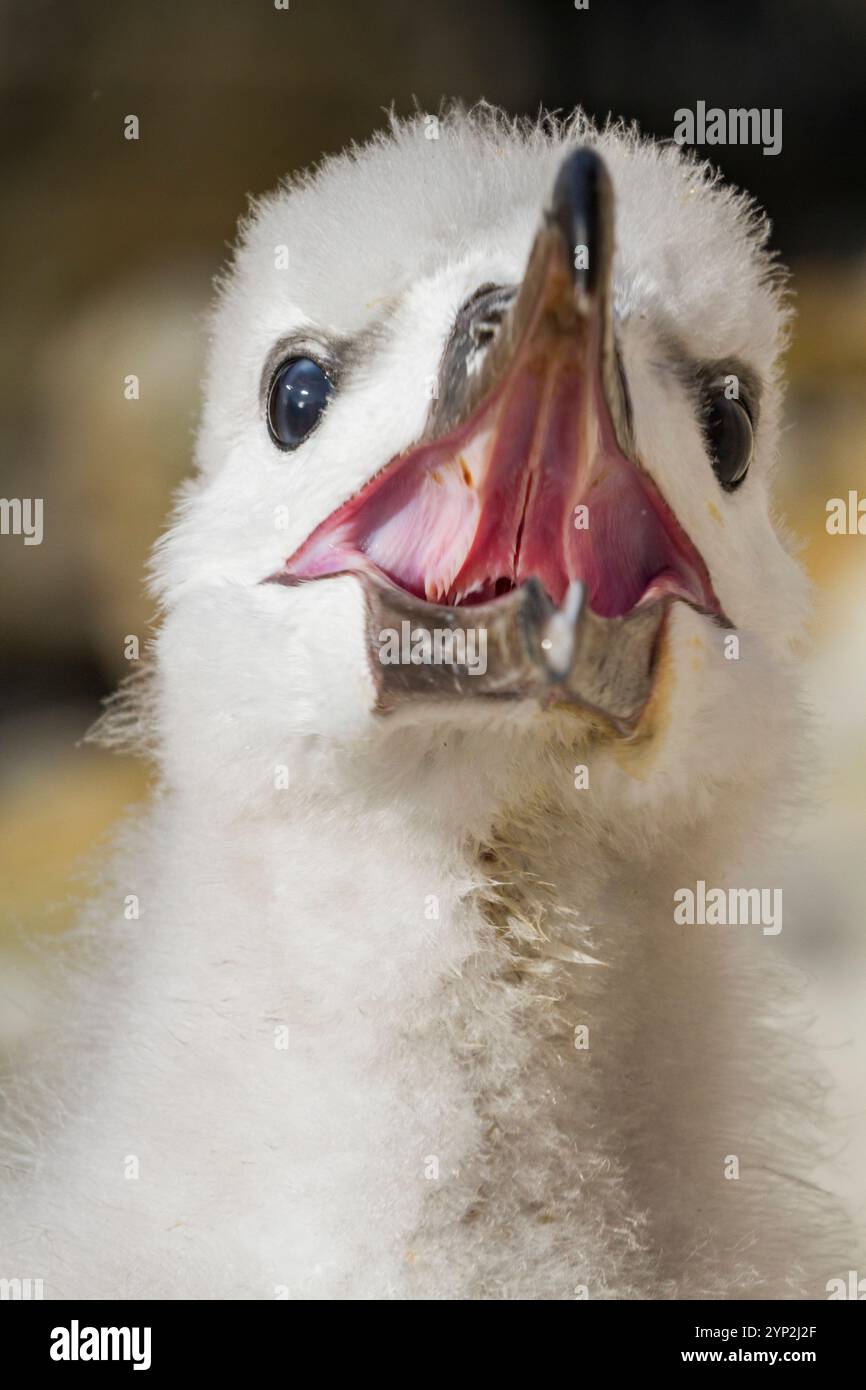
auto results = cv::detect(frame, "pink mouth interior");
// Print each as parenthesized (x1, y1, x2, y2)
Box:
(281, 335, 718, 619)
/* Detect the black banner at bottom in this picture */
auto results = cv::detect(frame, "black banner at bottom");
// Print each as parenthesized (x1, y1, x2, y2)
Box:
(2, 1297, 863, 1375)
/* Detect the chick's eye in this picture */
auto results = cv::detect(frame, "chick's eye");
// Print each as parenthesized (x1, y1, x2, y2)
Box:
(267, 356, 333, 450)
(703, 391, 753, 491)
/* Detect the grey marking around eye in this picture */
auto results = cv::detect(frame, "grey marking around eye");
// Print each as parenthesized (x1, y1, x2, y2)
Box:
(259, 321, 391, 413)
(259, 335, 339, 412)
(695, 359, 762, 428)
(651, 334, 763, 431)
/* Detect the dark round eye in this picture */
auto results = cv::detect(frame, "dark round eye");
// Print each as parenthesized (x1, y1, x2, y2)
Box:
(703, 392, 754, 490)
(267, 356, 333, 450)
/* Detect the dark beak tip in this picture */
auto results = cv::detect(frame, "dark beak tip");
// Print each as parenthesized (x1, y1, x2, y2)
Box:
(549, 147, 614, 298)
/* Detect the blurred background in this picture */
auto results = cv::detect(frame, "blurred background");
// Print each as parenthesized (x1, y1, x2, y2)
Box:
(1, 0, 865, 1225)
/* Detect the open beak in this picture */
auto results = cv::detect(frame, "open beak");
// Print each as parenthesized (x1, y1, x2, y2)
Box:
(272, 148, 723, 733)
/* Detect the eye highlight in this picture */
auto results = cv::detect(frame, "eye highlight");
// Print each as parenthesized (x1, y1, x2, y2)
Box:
(267, 356, 333, 450)
(702, 387, 754, 491)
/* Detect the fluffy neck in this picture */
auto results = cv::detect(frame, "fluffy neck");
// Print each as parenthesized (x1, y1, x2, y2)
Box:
(5, 718, 842, 1300)
(127, 730, 823, 1298)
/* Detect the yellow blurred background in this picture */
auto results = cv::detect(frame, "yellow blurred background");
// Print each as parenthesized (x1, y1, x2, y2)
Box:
(1, 0, 864, 1220)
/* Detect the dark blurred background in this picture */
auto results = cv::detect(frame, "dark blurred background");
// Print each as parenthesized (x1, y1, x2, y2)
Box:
(1, 0, 865, 1205)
